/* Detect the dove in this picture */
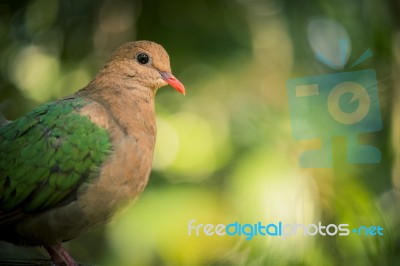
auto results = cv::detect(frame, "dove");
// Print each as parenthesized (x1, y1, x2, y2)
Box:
(0, 40, 185, 266)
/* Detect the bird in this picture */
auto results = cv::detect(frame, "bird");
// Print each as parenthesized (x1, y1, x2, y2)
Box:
(0, 40, 185, 266)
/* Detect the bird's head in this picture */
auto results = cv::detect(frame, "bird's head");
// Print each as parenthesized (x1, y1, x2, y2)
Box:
(106, 40, 185, 95)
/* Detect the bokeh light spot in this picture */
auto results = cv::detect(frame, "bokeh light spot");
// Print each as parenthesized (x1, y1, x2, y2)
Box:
(10, 46, 60, 102)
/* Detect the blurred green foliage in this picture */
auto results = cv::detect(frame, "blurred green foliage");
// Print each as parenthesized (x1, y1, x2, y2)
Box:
(1, 0, 400, 265)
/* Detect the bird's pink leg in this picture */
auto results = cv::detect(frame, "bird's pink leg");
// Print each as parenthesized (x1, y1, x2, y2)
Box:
(44, 243, 77, 266)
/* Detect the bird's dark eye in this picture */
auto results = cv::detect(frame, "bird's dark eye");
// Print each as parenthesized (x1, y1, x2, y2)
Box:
(136, 53, 150, 65)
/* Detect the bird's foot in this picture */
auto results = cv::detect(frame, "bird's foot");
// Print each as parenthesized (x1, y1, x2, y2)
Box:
(44, 243, 77, 266)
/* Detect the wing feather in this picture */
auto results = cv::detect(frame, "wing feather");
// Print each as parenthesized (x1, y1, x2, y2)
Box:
(0, 97, 112, 225)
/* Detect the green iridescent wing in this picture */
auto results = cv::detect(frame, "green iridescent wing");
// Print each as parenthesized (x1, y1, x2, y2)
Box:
(0, 97, 112, 223)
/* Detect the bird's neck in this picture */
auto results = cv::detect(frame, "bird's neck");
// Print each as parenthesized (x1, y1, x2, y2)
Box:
(77, 76, 157, 138)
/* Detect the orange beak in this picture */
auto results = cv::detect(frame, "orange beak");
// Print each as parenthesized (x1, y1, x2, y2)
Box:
(160, 71, 185, 95)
